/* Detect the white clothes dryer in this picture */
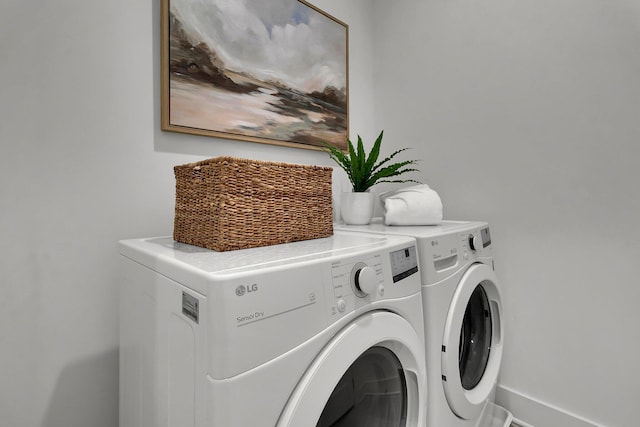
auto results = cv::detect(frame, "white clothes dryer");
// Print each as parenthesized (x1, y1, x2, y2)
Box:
(335, 221, 513, 427)
(119, 231, 426, 427)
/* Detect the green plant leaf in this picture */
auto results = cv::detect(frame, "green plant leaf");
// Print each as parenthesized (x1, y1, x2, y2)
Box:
(372, 147, 413, 174)
(364, 131, 383, 178)
(322, 131, 420, 192)
(347, 137, 360, 190)
(322, 141, 353, 185)
(365, 160, 419, 189)
(374, 178, 422, 186)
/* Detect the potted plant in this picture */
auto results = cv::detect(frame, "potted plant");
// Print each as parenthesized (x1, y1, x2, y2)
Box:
(324, 130, 420, 225)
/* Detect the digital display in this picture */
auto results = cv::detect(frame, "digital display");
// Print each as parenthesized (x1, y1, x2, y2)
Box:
(390, 246, 419, 283)
(481, 227, 491, 248)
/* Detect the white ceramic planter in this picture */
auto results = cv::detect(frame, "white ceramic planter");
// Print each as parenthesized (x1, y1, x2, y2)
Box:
(340, 191, 375, 225)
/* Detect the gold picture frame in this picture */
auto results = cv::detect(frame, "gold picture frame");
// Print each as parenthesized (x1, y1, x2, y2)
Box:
(161, 0, 349, 151)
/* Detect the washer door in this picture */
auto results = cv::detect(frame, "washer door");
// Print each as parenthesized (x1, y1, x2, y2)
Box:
(277, 311, 426, 427)
(441, 263, 504, 420)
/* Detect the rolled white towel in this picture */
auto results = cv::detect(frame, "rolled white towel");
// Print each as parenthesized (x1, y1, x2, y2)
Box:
(380, 184, 443, 226)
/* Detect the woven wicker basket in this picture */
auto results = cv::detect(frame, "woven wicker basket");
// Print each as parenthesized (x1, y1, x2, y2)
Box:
(173, 157, 333, 251)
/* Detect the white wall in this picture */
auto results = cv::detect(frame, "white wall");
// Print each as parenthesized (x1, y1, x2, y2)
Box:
(4, 0, 639, 425)
(372, 1, 640, 426)
(0, 1, 374, 426)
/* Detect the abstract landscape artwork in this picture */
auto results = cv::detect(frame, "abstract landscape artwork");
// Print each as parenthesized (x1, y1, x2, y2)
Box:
(161, 0, 349, 150)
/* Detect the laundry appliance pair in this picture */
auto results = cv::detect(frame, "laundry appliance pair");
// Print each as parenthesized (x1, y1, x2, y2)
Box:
(336, 220, 513, 427)
(119, 230, 428, 426)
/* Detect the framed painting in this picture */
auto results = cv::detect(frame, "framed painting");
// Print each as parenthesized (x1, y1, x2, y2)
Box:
(161, 0, 349, 151)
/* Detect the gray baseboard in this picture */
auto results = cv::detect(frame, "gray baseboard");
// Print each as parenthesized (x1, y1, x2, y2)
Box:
(495, 384, 604, 427)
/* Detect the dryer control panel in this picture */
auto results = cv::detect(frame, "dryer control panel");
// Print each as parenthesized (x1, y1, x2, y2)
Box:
(418, 225, 493, 285)
(327, 243, 420, 320)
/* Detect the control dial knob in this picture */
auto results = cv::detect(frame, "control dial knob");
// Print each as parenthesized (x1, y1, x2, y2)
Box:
(354, 266, 378, 296)
(468, 234, 481, 251)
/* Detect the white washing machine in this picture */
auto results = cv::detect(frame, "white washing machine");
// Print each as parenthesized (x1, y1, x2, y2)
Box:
(119, 231, 427, 427)
(336, 221, 513, 427)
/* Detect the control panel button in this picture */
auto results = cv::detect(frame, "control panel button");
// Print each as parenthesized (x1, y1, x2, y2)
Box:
(337, 299, 346, 312)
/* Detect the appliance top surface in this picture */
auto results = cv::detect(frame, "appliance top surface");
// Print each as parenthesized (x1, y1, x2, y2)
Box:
(336, 219, 488, 238)
(119, 230, 415, 276)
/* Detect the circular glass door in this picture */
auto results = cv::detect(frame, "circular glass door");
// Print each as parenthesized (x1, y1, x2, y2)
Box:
(441, 263, 504, 420)
(317, 346, 407, 427)
(277, 311, 426, 427)
(459, 285, 492, 390)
